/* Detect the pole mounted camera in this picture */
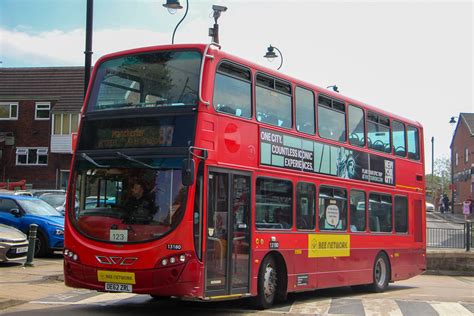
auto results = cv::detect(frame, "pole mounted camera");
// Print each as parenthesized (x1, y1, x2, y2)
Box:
(209, 5, 228, 44)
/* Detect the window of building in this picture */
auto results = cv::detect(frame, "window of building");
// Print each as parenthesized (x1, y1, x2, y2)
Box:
(256, 74, 292, 129)
(256, 178, 293, 230)
(455, 152, 459, 166)
(368, 112, 391, 153)
(350, 190, 366, 232)
(465, 148, 469, 163)
(35, 102, 51, 120)
(394, 196, 408, 233)
(296, 87, 315, 135)
(407, 125, 420, 160)
(348, 105, 365, 147)
(318, 186, 347, 231)
(16, 147, 48, 166)
(296, 182, 316, 230)
(318, 95, 346, 142)
(213, 62, 252, 118)
(392, 120, 406, 157)
(368, 193, 392, 233)
(0, 102, 18, 120)
(53, 113, 80, 135)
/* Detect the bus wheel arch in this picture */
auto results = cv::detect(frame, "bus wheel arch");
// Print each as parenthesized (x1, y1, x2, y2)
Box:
(254, 251, 288, 309)
(369, 251, 391, 292)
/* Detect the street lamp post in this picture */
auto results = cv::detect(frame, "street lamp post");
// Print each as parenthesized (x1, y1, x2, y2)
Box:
(450, 116, 457, 213)
(163, 0, 188, 44)
(84, 0, 93, 97)
(264, 45, 283, 70)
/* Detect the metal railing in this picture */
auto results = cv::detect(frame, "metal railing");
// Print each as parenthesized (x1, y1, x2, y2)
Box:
(427, 221, 472, 251)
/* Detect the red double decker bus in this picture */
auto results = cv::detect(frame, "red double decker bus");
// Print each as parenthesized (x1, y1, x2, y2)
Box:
(64, 43, 425, 308)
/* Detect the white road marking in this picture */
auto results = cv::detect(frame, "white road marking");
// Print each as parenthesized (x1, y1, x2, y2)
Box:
(289, 298, 332, 314)
(431, 302, 473, 316)
(362, 298, 403, 316)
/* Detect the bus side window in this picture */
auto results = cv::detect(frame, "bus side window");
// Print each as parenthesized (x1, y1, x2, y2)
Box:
(407, 125, 420, 160)
(392, 120, 406, 157)
(213, 62, 252, 119)
(348, 105, 365, 147)
(368, 193, 392, 233)
(296, 182, 316, 230)
(318, 186, 347, 231)
(350, 190, 366, 232)
(256, 178, 293, 230)
(318, 96, 346, 143)
(395, 196, 408, 233)
(256, 74, 292, 129)
(296, 87, 315, 135)
(367, 112, 391, 154)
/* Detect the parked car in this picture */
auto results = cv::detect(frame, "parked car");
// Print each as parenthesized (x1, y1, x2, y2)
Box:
(30, 189, 66, 198)
(0, 223, 29, 263)
(0, 194, 64, 257)
(39, 193, 77, 215)
(426, 202, 435, 212)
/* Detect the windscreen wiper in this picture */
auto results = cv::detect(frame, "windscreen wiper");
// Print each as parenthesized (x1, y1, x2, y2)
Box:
(81, 153, 110, 168)
(116, 152, 155, 169)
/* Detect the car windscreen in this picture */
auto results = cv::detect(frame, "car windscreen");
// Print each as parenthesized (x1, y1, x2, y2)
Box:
(18, 199, 63, 216)
(40, 194, 66, 208)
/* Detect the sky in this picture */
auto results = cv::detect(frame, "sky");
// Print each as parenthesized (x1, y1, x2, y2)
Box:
(0, 0, 473, 174)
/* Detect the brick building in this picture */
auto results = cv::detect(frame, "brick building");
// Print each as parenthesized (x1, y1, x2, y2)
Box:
(0, 67, 84, 189)
(450, 113, 474, 213)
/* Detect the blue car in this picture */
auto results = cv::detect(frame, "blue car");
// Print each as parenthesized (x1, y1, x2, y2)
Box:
(0, 194, 64, 257)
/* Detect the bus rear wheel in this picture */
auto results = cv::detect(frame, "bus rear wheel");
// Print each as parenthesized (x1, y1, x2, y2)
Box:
(368, 252, 390, 293)
(255, 255, 277, 309)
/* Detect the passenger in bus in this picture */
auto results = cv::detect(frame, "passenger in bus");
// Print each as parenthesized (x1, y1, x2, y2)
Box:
(122, 181, 155, 224)
(274, 208, 291, 229)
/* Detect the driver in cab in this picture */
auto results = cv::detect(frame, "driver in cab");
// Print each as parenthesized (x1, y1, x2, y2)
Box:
(122, 181, 155, 224)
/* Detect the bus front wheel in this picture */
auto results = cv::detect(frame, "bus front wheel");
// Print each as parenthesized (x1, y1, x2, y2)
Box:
(369, 252, 390, 293)
(255, 255, 277, 309)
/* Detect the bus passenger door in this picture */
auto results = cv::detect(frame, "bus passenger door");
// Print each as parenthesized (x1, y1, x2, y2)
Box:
(205, 170, 251, 297)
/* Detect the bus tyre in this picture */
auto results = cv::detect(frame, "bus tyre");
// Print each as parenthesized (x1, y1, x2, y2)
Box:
(369, 252, 390, 293)
(255, 255, 277, 309)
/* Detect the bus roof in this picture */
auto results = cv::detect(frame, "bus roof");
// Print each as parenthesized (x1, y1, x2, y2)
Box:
(94, 43, 422, 129)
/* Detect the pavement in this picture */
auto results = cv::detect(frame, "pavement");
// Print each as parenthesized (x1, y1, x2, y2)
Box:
(0, 256, 66, 311)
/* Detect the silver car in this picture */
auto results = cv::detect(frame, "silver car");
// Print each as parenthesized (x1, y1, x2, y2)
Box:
(0, 224, 29, 263)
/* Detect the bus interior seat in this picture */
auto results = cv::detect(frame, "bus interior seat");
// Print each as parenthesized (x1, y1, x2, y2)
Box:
(369, 216, 380, 232)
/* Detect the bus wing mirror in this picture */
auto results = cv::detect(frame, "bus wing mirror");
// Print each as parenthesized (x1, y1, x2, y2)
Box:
(182, 159, 195, 186)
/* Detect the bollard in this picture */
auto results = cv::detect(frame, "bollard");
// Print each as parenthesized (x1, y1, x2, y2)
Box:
(24, 224, 38, 267)
(466, 221, 471, 252)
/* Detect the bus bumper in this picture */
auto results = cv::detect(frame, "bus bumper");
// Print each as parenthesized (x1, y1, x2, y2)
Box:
(64, 258, 203, 298)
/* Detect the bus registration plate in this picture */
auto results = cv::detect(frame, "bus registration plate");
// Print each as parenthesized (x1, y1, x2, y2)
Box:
(105, 283, 132, 293)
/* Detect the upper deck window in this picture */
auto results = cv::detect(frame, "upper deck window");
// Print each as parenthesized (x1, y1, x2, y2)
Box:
(407, 125, 420, 160)
(348, 105, 365, 147)
(213, 62, 251, 118)
(392, 120, 406, 157)
(88, 50, 202, 111)
(367, 112, 391, 154)
(256, 74, 292, 129)
(296, 87, 315, 135)
(318, 95, 346, 143)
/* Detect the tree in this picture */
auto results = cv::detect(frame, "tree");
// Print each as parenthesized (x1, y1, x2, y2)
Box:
(426, 157, 451, 204)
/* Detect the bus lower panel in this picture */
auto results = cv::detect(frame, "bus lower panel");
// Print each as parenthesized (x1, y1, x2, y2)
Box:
(64, 260, 202, 297)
